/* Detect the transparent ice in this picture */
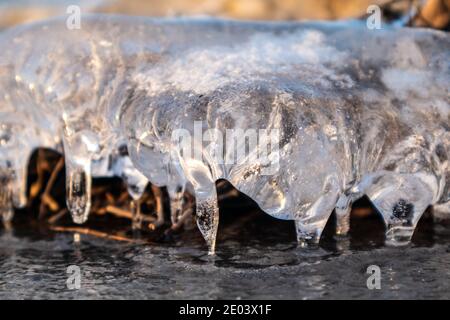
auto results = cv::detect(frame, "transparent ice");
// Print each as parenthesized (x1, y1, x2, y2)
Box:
(0, 15, 154, 224)
(0, 15, 448, 254)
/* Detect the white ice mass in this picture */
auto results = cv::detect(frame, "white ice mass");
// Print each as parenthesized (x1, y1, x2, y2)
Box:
(0, 15, 448, 253)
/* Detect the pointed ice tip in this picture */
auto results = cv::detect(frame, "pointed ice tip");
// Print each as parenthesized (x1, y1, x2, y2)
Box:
(0, 183, 14, 223)
(68, 201, 90, 224)
(0, 206, 14, 224)
(194, 192, 219, 255)
(296, 227, 321, 248)
(385, 225, 415, 246)
(70, 211, 89, 224)
(297, 237, 320, 249)
(12, 192, 27, 209)
(207, 240, 216, 255)
(335, 223, 350, 237)
(65, 167, 92, 225)
(196, 224, 218, 255)
(295, 220, 323, 248)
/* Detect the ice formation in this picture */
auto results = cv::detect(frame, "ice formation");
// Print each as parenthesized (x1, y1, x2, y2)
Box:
(0, 15, 448, 253)
(0, 14, 154, 224)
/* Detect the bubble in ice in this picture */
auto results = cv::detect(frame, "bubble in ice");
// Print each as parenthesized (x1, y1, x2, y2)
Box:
(0, 15, 448, 254)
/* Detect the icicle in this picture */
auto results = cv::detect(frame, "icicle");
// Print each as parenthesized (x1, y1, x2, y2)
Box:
(63, 131, 98, 225)
(168, 183, 185, 225)
(433, 202, 450, 221)
(366, 173, 436, 245)
(178, 151, 220, 254)
(335, 194, 352, 236)
(167, 160, 187, 225)
(0, 169, 13, 223)
(10, 157, 29, 208)
(119, 156, 148, 200)
(65, 158, 92, 224)
(121, 165, 147, 231)
(195, 184, 219, 255)
(149, 184, 165, 230)
(117, 155, 149, 230)
(295, 177, 339, 247)
(130, 198, 142, 230)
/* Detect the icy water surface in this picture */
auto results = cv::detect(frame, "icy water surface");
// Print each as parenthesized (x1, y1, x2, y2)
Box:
(1, 211, 450, 299)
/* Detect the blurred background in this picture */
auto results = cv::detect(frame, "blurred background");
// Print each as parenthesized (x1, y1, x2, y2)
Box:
(1, 0, 449, 30)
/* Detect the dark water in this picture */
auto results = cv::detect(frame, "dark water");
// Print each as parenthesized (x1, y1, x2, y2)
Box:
(1, 209, 450, 300)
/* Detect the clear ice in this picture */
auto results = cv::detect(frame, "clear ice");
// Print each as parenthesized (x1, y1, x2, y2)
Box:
(0, 15, 448, 253)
